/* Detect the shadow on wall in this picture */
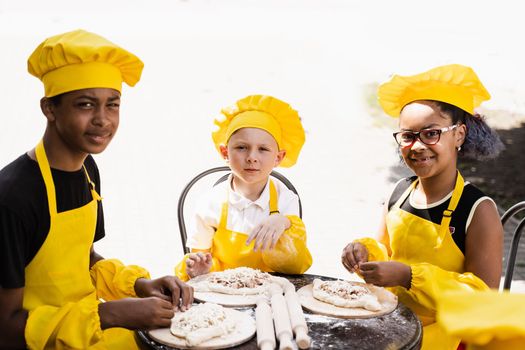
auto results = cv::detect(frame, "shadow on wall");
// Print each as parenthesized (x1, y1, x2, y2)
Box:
(457, 122, 525, 212)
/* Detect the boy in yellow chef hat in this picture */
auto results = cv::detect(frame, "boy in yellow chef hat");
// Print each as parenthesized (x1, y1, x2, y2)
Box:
(341, 64, 504, 350)
(0, 29, 193, 349)
(175, 95, 312, 280)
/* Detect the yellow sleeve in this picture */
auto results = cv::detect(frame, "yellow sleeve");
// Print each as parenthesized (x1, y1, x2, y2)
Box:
(437, 290, 525, 349)
(403, 263, 490, 313)
(25, 295, 103, 350)
(261, 215, 312, 274)
(90, 259, 150, 300)
(354, 237, 389, 262)
(174, 253, 223, 281)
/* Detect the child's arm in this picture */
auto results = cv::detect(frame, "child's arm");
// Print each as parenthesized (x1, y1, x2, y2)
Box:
(259, 214, 313, 274)
(342, 202, 392, 273)
(174, 249, 224, 281)
(246, 213, 291, 251)
(185, 251, 213, 278)
(463, 199, 503, 289)
(357, 200, 500, 312)
(404, 198, 501, 311)
(175, 195, 224, 281)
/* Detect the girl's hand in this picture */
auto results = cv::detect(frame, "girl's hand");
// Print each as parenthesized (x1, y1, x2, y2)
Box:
(246, 214, 291, 251)
(186, 252, 213, 278)
(341, 242, 369, 273)
(358, 261, 412, 289)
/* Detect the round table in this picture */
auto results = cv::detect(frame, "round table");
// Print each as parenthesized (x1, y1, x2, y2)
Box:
(136, 273, 422, 350)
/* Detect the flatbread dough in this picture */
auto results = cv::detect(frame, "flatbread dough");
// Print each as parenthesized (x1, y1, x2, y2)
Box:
(188, 267, 278, 306)
(193, 267, 273, 295)
(312, 278, 381, 311)
(148, 305, 256, 349)
(170, 303, 235, 346)
(298, 280, 398, 319)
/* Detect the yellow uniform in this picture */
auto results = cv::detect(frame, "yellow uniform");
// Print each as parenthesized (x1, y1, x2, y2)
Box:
(175, 180, 312, 280)
(24, 141, 149, 349)
(357, 172, 489, 350)
(437, 290, 525, 350)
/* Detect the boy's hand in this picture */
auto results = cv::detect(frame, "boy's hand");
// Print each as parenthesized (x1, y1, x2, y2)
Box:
(246, 213, 290, 251)
(99, 297, 175, 330)
(134, 276, 194, 311)
(186, 252, 213, 278)
(341, 242, 369, 273)
(359, 261, 412, 289)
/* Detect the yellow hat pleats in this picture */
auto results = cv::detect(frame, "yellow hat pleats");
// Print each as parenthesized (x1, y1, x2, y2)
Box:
(28, 29, 144, 97)
(377, 64, 491, 117)
(212, 95, 305, 168)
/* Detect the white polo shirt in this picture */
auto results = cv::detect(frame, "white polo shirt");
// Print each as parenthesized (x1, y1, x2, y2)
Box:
(186, 175, 300, 250)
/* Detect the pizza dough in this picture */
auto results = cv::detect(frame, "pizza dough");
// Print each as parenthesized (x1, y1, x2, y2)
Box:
(298, 279, 398, 318)
(193, 267, 273, 294)
(148, 304, 256, 349)
(170, 303, 235, 346)
(312, 278, 382, 311)
(188, 267, 277, 306)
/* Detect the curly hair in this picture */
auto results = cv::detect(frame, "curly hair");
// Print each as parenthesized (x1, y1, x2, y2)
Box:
(432, 101, 505, 160)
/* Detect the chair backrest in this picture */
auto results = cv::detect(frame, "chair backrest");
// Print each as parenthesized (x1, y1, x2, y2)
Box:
(177, 166, 302, 254)
(502, 201, 525, 290)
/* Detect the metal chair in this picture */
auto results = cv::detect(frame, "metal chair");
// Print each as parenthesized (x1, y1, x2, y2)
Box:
(177, 166, 302, 254)
(502, 201, 525, 290)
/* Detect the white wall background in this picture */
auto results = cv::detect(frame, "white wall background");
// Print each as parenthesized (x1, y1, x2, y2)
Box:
(1, 0, 524, 279)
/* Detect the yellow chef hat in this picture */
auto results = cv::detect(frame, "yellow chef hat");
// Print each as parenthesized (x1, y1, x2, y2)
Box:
(377, 64, 491, 117)
(212, 95, 305, 168)
(28, 29, 144, 97)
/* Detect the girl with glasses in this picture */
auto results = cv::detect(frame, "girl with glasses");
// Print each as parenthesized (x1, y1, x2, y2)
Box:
(341, 64, 504, 350)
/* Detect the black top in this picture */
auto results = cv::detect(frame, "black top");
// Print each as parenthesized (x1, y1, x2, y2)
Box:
(0, 153, 105, 288)
(387, 176, 489, 254)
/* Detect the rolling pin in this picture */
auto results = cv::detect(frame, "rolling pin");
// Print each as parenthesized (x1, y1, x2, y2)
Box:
(256, 297, 276, 350)
(285, 289, 311, 349)
(269, 284, 294, 350)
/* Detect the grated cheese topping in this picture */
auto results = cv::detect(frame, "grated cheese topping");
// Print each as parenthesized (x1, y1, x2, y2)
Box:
(208, 267, 272, 289)
(172, 303, 228, 334)
(318, 280, 370, 299)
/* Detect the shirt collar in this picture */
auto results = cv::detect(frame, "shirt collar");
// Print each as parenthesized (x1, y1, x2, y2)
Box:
(227, 175, 270, 211)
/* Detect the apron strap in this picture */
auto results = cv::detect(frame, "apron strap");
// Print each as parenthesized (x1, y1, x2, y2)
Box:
(392, 173, 465, 249)
(218, 201, 229, 230)
(82, 165, 102, 201)
(218, 179, 281, 230)
(269, 180, 279, 215)
(35, 140, 58, 216)
(436, 171, 464, 248)
(393, 178, 418, 210)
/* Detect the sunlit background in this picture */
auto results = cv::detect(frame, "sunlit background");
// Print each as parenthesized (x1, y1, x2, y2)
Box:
(1, 0, 524, 280)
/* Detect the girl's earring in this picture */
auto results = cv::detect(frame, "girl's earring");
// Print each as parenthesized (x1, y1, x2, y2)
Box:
(456, 146, 462, 151)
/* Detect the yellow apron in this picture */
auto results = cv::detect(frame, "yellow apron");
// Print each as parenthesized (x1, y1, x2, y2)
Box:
(357, 172, 489, 350)
(23, 140, 138, 350)
(437, 290, 525, 350)
(175, 180, 312, 280)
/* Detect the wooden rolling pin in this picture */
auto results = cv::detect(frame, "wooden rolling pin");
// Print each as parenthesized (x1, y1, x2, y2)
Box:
(269, 284, 294, 350)
(285, 289, 311, 349)
(256, 297, 276, 350)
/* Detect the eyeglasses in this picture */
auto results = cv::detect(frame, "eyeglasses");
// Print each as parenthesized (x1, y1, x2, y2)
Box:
(393, 124, 459, 148)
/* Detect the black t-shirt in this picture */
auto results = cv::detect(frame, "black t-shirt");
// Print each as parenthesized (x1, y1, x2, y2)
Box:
(387, 176, 489, 254)
(0, 153, 105, 288)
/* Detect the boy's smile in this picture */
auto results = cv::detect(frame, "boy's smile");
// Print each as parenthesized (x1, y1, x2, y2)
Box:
(44, 88, 121, 155)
